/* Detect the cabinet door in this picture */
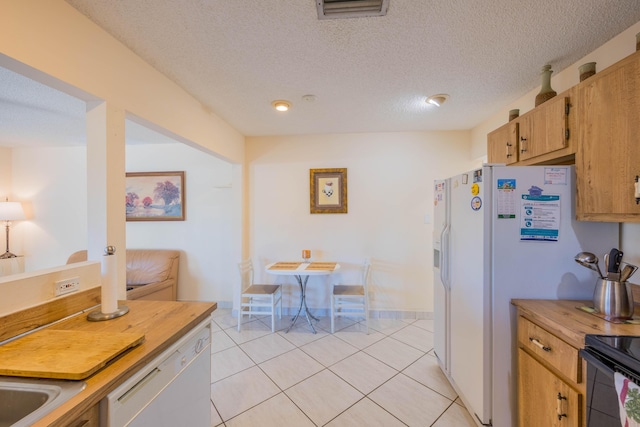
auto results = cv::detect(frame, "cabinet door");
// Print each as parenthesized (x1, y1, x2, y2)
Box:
(487, 121, 519, 164)
(576, 51, 640, 222)
(518, 349, 581, 427)
(67, 403, 100, 427)
(519, 95, 569, 161)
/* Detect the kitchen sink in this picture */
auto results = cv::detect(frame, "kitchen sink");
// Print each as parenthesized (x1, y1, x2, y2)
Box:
(0, 377, 86, 427)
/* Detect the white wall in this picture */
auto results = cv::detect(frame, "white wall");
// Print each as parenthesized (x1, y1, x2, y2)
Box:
(126, 143, 239, 303)
(0, 146, 17, 263)
(0, 0, 246, 310)
(247, 131, 475, 315)
(1, 0, 247, 306)
(0, 262, 101, 316)
(0, 147, 14, 262)
(11, 146, 87, 271)
(6, 142, 239, 304)
(0, 147, 11, 198)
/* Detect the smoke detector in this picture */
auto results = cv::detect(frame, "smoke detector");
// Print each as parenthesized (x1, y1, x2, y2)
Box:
(317, 0, 389, 20)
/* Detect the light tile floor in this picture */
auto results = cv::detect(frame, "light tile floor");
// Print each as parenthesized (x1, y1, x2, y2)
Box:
(209, 309, 477, 427)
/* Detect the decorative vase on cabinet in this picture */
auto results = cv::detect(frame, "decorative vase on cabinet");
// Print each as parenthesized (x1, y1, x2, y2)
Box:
(579, 62, 596, 81)
(535, 65, 557, 106)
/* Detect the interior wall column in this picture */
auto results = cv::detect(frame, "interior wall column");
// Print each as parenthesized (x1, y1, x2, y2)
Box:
(86, 101, 127, 299)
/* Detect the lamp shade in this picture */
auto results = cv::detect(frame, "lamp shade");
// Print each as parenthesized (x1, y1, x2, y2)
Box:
(0, 201, 25, 221)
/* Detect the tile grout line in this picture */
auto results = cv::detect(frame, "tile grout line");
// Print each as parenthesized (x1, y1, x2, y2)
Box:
(400, 353, 462, 402)
(212, 316, 369, 424)
(428, 399, 459, 427)
(210, 311, 464, 426)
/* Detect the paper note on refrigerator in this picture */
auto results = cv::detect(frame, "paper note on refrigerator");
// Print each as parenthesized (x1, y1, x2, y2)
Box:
(497, 179, 517, 219)
(520, 194, 560, 241)
(543, 167, 568, 185)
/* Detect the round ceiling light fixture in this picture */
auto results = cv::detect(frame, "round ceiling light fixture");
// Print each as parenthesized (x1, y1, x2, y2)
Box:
(272, 100, 291, 112)
(426, 94, 449, 107)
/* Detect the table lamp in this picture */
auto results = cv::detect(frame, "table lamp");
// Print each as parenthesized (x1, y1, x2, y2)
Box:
(0, 198, 25, 259)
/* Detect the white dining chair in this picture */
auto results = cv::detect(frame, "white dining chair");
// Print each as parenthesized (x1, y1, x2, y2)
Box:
(331, 258, 371, 334)
(237, 259, 282, 333)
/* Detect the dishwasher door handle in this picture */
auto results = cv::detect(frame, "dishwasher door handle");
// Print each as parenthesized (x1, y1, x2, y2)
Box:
(118, 367, 162, 404)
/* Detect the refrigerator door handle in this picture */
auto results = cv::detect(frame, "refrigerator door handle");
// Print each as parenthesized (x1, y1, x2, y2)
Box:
(440, 223, 450, 289)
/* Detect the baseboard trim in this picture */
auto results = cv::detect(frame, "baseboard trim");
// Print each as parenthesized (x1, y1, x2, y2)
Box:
(221, 302, 431, 321)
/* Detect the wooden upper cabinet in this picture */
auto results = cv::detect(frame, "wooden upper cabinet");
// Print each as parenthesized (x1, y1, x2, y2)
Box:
(487, 121, 519, 164)
(486, 88, 576, 166)
(576, 50, 640, 222)
(518, 89, 573, 164)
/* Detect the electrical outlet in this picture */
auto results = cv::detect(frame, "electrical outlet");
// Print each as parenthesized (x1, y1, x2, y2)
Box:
(54, 276, 80, 297)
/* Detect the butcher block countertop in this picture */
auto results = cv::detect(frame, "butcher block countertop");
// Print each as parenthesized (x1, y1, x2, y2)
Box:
(512, 299, 640, 349)
(0, 295, 216, 427)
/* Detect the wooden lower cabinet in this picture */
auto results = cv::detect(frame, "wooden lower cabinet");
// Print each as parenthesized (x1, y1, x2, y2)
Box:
(512, 300, 640, 427)
(517, 314, 584, 426)
(518, 349, 581, 426)
(66, 403, 99, 427)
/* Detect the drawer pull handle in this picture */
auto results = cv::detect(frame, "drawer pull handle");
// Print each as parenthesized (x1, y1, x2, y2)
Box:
(529, 337, 551, 352)
(556, 393, 567, 420)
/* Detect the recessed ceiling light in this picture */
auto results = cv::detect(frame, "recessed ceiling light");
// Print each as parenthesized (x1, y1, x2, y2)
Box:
(426, 94, 449, 107)
(272, 100, 291, 112)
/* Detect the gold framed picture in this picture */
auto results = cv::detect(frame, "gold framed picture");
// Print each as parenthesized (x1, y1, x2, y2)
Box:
(125, 171, 185, 221)
(310, 168, 347, 214)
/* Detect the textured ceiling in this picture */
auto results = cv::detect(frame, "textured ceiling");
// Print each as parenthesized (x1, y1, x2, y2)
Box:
(2, 1, 640, 147)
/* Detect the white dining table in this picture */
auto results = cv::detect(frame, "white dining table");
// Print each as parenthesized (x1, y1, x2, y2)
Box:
(266, 261, 340, 333)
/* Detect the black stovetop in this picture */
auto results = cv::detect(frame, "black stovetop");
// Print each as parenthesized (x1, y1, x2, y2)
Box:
(585, 334, 640, 373)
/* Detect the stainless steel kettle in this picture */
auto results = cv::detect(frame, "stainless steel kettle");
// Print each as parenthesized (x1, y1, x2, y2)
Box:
(593, 279, 634, 319)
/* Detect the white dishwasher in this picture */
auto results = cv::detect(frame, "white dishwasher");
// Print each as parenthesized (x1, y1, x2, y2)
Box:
(101, 318, 211, 427)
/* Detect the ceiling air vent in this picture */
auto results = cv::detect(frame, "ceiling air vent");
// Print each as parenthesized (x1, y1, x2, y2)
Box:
(317, 0, 389, 20)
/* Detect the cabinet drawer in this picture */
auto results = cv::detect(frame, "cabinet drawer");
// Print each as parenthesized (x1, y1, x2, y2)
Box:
(517, 316, 580, 383)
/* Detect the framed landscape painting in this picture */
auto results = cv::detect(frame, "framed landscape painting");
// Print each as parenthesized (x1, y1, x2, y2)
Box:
(126, 171, 185, 221)
(310, 168, 347, 214)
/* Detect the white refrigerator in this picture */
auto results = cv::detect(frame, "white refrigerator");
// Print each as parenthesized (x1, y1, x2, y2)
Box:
(433, 165, 618, 427)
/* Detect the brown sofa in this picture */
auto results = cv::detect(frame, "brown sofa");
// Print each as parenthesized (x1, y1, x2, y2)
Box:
(66, 249, 180, 301)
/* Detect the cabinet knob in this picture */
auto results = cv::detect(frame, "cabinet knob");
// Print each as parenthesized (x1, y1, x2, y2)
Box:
(506, 142, 512, 158)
